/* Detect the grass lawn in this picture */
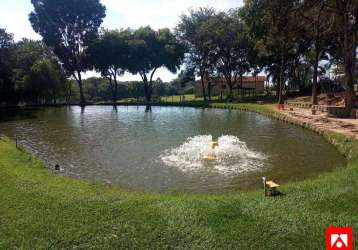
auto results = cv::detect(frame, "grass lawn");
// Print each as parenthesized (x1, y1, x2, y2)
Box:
(0, 104, 357, 249)
(161, 94, 197, 102)
(160, 94, 222, 103)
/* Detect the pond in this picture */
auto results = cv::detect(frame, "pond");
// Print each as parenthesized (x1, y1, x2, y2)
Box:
(0, 106, 346, 193)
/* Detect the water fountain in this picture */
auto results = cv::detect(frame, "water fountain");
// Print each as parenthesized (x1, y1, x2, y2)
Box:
(160, 135, 267, 176)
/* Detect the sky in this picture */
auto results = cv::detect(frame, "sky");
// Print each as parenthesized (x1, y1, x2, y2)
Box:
(0, 0, 243, 81)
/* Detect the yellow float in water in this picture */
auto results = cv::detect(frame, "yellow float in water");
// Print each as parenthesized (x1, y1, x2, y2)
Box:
(203, 141, 219, 160)
(202, 155, 216, 161)
(210, 141, 219, 149)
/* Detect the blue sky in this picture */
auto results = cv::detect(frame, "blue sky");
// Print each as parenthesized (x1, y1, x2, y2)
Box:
(0, 0, 243, 81)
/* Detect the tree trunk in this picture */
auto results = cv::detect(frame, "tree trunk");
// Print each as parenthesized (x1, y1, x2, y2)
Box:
(312, 5, 324, 105)
(206, 72, 213, 101)
(240, 75, 243, 99)
(312, 45, 320, 105)
(344, 49, 356, 112)
(200, 74, 207, 101)
(139, 72, 151, 102)
(76, 71, 86, 106)
(208, 81, 212, 101)
(228, 82, 233, 99)
(144, 80, 151, 102)
(113, 81, 118, 104)
(343, 12, 357, 114)
(66, 81, 72, 105)
(278, 46, 286, 105)
(113, 73, 118, 104)
(224, 74, 233, 100)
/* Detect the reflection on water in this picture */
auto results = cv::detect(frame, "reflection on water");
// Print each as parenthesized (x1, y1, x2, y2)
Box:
(0, 106, 346, 193)
(145, 105, 152, 112)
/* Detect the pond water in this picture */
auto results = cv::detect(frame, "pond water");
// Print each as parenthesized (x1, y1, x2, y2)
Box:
(0, 106, 346, 193)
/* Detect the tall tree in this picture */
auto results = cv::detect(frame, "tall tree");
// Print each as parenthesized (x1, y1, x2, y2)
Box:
(209, 10, 253, 99)
(24, 59, 63, 104)
(89, 29, 130, 103)
(177, 8, 217, 101)
(14, 39, 65, 104)
(243, 0, 301, 104)
(295, 1, 336, 105)
(127, 27, 185, 102)
(323, 0, 358, 113)
(0, 28, 15, 104)
(29, 0, 106, 105)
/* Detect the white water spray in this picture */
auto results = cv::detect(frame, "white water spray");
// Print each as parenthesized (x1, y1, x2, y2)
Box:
(160, 135, 266, 175)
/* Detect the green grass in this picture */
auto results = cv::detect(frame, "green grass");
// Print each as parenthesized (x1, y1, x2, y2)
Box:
(1, 104, 358, 249)
(160, 94, 222, 103)
(161, 94, 197, 102)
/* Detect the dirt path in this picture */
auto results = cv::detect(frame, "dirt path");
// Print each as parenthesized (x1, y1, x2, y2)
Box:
(276, 106, 358, 139)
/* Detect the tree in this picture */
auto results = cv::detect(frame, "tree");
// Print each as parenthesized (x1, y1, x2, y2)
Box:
(171, 67, 196, 94)
(177, 8, 217, 101)
(243, 0, 301, 104)
(293, 1, 336, 104)
(127, 27, 185, 102)
(0, 28, 15, 104)
(89, 29, 130, 103)
(14, 39, 65, 104)
(323, 0, 358, 113)
(209, 10, 253, 99)
(24, 59, 63, 104)
(29, 0, 106, 105)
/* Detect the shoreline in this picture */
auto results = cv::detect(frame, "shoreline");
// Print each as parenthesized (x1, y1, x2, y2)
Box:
(210, 103, 358, 161)
(0, 103, 357, 248)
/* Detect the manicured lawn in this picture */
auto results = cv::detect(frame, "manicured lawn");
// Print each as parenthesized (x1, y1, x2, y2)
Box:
(161, 94, 197, 102)
(0, 104, 357, 249)
(160, 94, 222, 103)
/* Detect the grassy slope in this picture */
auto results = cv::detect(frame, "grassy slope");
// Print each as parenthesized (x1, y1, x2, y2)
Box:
(1, 104, 358, 249)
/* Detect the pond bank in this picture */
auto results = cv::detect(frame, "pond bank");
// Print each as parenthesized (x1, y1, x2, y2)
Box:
(211, 103, 358, 161)
(0, 103, 357, 249)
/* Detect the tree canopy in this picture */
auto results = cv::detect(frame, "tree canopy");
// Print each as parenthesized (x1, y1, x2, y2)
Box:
(126, 26, 185, 102)
(89, 29, 131, 103)
(29, 0, 106, 105)
(0, 28, 16, 104)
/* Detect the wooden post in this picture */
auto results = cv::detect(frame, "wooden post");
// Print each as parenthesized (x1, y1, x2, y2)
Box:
(262, 177, 267, 196)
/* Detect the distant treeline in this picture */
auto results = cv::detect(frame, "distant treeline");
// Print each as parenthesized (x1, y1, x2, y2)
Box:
(0, 33, 194, 105)
(67, 77, 195, 104)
